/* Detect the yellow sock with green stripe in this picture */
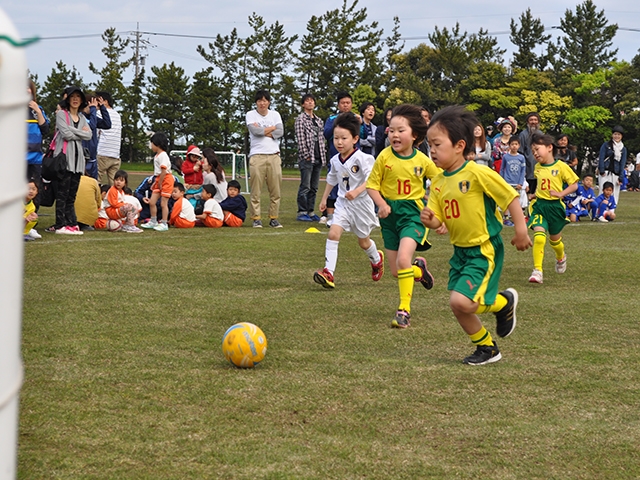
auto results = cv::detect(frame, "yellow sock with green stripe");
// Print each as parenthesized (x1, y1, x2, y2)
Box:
(398, 268, 414, 312)
(469, 326, 494, 347)
(412, 265, 422, 279)
(475, 293, 508, 314)
(533, 231, 546, 271)
(549, 237, 565, 261)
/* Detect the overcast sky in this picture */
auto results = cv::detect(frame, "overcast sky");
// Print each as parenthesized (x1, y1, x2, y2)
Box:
(3, 1, 639, 88)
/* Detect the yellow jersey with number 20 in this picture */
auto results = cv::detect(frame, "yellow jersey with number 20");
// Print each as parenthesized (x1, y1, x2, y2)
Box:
(427, 161, 518, 248)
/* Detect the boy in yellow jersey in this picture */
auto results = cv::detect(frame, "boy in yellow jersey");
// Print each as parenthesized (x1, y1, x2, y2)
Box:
(420, 106, 532, 365)
(367, 104, 442, 328)
(527, 132, 579, 284)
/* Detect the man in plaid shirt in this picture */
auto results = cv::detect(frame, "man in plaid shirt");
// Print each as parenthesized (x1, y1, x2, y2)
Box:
(294, 94, 326, 222)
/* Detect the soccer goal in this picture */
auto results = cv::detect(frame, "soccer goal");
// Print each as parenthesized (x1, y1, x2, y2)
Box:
(169, 150, 249, 194)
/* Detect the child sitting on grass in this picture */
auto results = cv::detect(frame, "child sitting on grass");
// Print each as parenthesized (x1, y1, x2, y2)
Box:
(566, 174, 596, 222)
(24, 180, 41, 241)
(94, 185, 110, 230)
(219, 180, 247, 227)
(196, 184, 223, 228)
(593, 181, 617, 222)
(104, 170, 143, 233)
(123, 187, 142, 225)
(169, 183, 196, 229)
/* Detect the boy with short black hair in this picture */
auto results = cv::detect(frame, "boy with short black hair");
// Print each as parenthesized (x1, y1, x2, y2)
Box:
(219, 180, 247, 227)
(196, 184, 223, 228)
(169, 182, 196, 229)
(420, 106, 531, 365)
(499, 136, 527, 226)
(314, 112, 382, 289)
(593, 181, 617, 222)
(566, 174, 596, 222)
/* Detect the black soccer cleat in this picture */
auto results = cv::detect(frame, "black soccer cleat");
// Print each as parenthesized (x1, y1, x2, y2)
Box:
(463, 342, 502, 365)
(412, 257, 434, 290)
(495, 288, 518, 338)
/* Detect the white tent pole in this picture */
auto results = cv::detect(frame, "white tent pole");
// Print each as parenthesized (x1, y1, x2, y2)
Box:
(0, 7, 28, 480)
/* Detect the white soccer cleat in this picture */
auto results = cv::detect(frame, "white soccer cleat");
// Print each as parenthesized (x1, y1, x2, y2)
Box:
(528, 269, 543, 284)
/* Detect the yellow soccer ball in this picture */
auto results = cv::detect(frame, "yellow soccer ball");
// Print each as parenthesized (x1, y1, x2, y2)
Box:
(222, 322, 267, 368)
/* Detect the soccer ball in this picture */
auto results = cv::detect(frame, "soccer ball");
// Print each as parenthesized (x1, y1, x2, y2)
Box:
(107, 219, 123, 232)
(222, 322, 267, 368)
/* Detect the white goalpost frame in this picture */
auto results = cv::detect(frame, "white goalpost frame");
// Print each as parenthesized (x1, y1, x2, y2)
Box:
(0, 7, 28, 479)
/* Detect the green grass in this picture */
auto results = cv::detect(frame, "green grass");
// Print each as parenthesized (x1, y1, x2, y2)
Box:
(19, 178, 640, 479)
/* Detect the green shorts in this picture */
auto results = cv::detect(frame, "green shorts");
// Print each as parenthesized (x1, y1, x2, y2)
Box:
(527, 198, 569, 235)
(449, 235, 504, 305)
(379, 199, 431, 252)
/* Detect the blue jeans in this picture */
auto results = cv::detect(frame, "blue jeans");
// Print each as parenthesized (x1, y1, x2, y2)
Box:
(297, 160, 322, 214)
(85, 159, 98, 179)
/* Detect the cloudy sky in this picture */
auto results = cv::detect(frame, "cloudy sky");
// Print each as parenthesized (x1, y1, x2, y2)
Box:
(3, 1, 639, 87)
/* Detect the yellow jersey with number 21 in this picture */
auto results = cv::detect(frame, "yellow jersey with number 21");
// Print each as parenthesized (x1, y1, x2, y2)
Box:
(533, 160, 579, 201)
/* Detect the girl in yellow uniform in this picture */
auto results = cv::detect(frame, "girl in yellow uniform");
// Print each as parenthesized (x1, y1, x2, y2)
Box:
(367, 105, 441, 329)
(527, 133, 579, 284)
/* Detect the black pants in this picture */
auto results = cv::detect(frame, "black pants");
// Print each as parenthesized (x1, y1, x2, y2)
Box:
(54, 171, 81, 228)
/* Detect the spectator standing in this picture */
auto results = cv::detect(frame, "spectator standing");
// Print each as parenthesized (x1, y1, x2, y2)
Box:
(294, 93, 326, 222)
(46, 86, 92, 235)
(96, 91, 121, 185)
(492, 118, 516, 174)
(471, 124, 492, 167)
(556, 134, 578, 174)
(598, 125, 627, 204)
(26, 79, 49, 188)
(82, 93, 111, 180)
(375, 108, 393, 158)
(246, 90, 284, 228)
(518, 112, 543, 197)
(417, 107, 431, 157)
(358, 101, 377, 156)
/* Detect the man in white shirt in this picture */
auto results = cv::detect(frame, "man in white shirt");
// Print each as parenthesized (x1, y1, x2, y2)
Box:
(96, 91, 122, 186)
(246, 90, 284, 228)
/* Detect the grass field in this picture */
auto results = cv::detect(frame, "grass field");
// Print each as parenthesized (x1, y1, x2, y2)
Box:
(19, 175, 640, 479)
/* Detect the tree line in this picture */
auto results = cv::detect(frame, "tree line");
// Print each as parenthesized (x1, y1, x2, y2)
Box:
(33, 0, 640, 172)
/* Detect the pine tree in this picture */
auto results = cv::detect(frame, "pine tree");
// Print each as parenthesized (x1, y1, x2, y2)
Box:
(144, 62, 190, 151)
(509, 8, 552, 70)
(187, 67, 228, 148)
(294, 15, 326, 98)
(120, 70, 147, 162)
(89, 28, 132, 104)
(555, 0, 618, 73)
(197, 29, 244, 150)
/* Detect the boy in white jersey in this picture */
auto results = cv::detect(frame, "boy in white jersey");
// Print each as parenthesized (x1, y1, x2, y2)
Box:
(314, 112, 383, 288)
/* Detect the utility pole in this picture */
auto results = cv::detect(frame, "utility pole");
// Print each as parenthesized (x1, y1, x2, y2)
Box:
(131, 22, 147, 78)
